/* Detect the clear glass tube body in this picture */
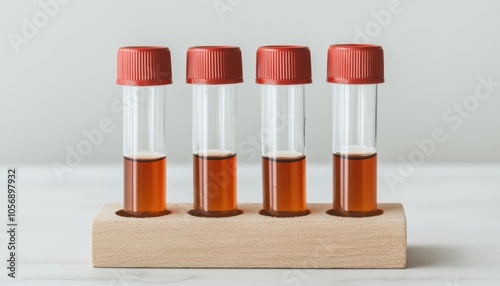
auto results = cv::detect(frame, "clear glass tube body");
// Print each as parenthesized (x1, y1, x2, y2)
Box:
(192, 84, 238, 217)
(331, 84, 381, 217)
(122, 85, 167, 217)
(261, 85, 308, 217)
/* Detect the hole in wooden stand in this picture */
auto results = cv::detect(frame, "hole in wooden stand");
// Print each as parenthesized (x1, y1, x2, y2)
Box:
(326, 208, 383, 218)
(259, 209, 311, 218)
(115, 209, 171, 218)
(188, 209, 243, 218)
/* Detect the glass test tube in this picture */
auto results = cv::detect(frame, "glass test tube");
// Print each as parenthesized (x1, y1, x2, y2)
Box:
(327, 44, 384, 217)
(256, 46, 312, 217)
(187, 46, 243, 217)
(117, 46, 172, 217)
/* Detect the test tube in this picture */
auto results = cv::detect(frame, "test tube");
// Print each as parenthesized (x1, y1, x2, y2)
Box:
(327, 44, 384, 217)
(117, 46, 172, 217)
(256, 46, 312, 217)
(186, 46, 243, 217)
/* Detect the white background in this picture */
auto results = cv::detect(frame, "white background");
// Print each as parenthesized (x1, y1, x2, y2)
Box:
(1, 0, 500, 167)
(0, 1, 499, 284)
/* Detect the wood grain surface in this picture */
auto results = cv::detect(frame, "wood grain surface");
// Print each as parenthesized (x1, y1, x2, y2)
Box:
(92, 203, 406, 268)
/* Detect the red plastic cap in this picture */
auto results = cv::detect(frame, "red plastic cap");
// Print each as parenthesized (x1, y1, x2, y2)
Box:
(256, 46, 312, 85)
(327, 44, 384, 84)
(186, 46, 243, 85)
(117, 46, 172, 86)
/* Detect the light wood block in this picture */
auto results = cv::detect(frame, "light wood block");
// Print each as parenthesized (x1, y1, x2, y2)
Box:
(92, 203, 406, 268)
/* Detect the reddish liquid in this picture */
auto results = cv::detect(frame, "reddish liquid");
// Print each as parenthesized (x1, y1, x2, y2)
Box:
(123, 156, 167, 217)
(192, 153, 238, 217)
(332, 153, 381, 217)
(262, 155, 308, 217)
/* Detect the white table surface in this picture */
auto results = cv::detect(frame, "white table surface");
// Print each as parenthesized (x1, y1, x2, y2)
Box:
(1, 163, 499, 285)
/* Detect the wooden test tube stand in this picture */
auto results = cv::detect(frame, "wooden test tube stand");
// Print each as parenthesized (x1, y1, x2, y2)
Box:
(92, 203, 406, 268)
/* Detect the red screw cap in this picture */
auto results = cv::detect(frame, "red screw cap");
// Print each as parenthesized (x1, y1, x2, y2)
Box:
(327, 44, 384, 84)
(186, 46, 243, 85)
(256, 45, 312, 85)
(117, 46, 172, 86)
